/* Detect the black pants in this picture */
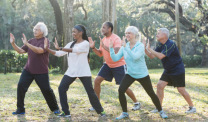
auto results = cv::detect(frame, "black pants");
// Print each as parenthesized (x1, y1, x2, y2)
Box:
(17, 69, 59, 111)
(59, 75, 103, 115)
(118, 74, 162, 112)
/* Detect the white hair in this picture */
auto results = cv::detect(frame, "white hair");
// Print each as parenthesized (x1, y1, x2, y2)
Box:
(158, 28, 169, 38)
(125, 26, 141, 41)
(33, 22, 48, 37)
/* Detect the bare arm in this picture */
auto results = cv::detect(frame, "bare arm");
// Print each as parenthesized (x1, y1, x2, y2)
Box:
(88, 37, 103, 57)
(10, 33, 26, 54)
(146, 40, 165, 60)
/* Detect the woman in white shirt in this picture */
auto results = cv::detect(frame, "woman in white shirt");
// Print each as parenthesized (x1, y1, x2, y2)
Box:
(44, 25, 105, 118)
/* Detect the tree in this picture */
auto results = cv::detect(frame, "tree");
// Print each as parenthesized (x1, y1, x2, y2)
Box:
(133, 0, 208, 66)
(102, 0, 117, 34)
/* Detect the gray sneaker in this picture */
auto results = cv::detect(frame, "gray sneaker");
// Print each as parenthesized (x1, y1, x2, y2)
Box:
(150, 109, 158, 113)
(116, 112, 129, 120)
(88, 107, 95, 111)
(185, 107, 196, 113)
(132, 102, 141, 111)
(159, 110, 168, 119)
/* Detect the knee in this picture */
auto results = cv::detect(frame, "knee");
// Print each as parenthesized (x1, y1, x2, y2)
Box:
(157, 82, 165, 90)
(177, 87, 185, 94)
(94, 77, 102, 86)
(118, 87, 126, 94)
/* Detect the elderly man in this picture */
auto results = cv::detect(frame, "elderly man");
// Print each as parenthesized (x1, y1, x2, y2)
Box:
(10, 22, 60, 115)
(144, 28, 196, 113)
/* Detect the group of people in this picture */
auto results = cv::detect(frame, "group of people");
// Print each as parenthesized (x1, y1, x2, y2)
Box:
(9, 21, 196, 120)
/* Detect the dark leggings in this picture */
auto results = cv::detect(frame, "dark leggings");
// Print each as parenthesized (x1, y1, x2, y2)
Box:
(118, 74, 162, 112)
(17, 69, 59, 111)
(59, 75, 104, 115)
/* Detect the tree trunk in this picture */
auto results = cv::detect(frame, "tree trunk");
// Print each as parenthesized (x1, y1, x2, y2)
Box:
(62, 0, 74, 72)
(49, 0, 63, 42)
(102, 0, 117, 34)
(175, 0, 182, 56)
(201, 45, 207, 66)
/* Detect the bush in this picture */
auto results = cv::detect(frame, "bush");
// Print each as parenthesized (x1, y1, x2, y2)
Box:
(0, 50, 27, 73)
(182, 55, 202, 67)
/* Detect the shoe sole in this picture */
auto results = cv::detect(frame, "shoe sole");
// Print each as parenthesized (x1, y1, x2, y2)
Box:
(12, 112, 25, 115)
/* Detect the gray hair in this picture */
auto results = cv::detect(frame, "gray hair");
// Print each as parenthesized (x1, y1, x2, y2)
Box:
(33, 22, 48, 37)
(158, 28, 169, 38)
(125, 26, 141, 41)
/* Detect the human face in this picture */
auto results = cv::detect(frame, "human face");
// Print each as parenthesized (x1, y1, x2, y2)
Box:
(33, 25, 43, 38)
(101, 23, 110, 36)
(156, 30, 166, 42)
(72, 28, 82, 40)
(125, 31, 136, 41)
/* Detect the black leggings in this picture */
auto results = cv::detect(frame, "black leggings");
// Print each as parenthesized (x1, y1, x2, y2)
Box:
(118, 74, 162, 112)
(17, 69, 59, 111)
(59, 75, 104, 115)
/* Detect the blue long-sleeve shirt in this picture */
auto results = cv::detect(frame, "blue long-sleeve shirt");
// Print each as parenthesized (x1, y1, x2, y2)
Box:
(110, 41, 149, 79)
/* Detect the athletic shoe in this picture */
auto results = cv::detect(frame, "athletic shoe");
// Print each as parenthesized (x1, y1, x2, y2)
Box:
(150, 109, 158, 113)
(57, 112, 71, 118)
(53, 109, 61, 115)
(88, 107, 95, 111)
(100, 111, 106, 117)
(159, 110, 168, 119)
(185, 107, 196, 113)
(132, 102, 141, 111)
(116, 112, 129, 120)
(12, 108, 25, 115)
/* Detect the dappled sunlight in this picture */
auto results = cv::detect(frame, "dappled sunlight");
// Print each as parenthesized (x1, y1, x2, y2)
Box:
(0, 68, 207, 121)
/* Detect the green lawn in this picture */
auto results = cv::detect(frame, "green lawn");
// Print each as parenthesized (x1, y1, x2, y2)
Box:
(0, 68, 207, 121)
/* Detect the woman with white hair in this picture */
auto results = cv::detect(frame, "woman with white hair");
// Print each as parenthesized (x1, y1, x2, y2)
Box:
(10, 22, 60, 115)
(109, 26, 168, 120)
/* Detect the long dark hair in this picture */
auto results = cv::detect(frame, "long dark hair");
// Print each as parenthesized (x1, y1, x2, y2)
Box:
(70, 24, 90, 61)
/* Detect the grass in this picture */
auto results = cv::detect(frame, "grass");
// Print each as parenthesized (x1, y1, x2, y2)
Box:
(0, 68, 207, 121)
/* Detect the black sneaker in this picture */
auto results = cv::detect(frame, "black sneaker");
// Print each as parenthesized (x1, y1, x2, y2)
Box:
(57, 112, 71, 118)
(12, 108, 25, 115)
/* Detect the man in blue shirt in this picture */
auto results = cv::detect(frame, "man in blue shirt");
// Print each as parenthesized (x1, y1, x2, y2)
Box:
(144, 28, 196, 113)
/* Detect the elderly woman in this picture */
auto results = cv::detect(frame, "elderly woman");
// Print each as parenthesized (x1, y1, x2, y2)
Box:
(109, 26, 168, 120)
(44, 25, 105, 118)
(10, 22, 60, 115)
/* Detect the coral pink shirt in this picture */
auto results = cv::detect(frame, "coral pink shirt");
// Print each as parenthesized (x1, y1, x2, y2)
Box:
(99, 33, 125, 68)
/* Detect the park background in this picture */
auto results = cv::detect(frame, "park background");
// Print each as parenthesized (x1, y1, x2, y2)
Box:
(0, 0, 207, 121)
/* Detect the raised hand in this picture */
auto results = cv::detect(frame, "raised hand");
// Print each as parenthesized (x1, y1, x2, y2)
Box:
(88, 37, 95, 49)
(122, 36, 126, 47)
(53, 37, 60, 50)
(99, 36, 105, 48)
(44, 38, 48, 49)
(109, 38, 113, 48)
(146, 39, 150, 50)
(21, 33, 28, 45)
(10, 33, 15, 44)
(142, 38, 146, 48)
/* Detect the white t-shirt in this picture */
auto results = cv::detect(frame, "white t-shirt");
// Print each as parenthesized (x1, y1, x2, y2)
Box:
(55, 40, 91, 77)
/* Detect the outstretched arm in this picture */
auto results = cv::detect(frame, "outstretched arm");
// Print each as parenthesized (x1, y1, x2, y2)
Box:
(10, 33, 26, 54)
(146, 40, 165, 60)
(88, 37, 103, 57)
(44, 38, 67, 57)
(109, 39, 124, 62)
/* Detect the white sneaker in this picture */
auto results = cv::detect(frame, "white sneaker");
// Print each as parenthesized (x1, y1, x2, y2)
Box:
(88, 107, 95, 111)
(185, 107, 196, 113)
(159, 110, 168, 119)
(116, 112, 129, 120)
(150, 109, 158, 113)
(132, 102, 141, 111)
